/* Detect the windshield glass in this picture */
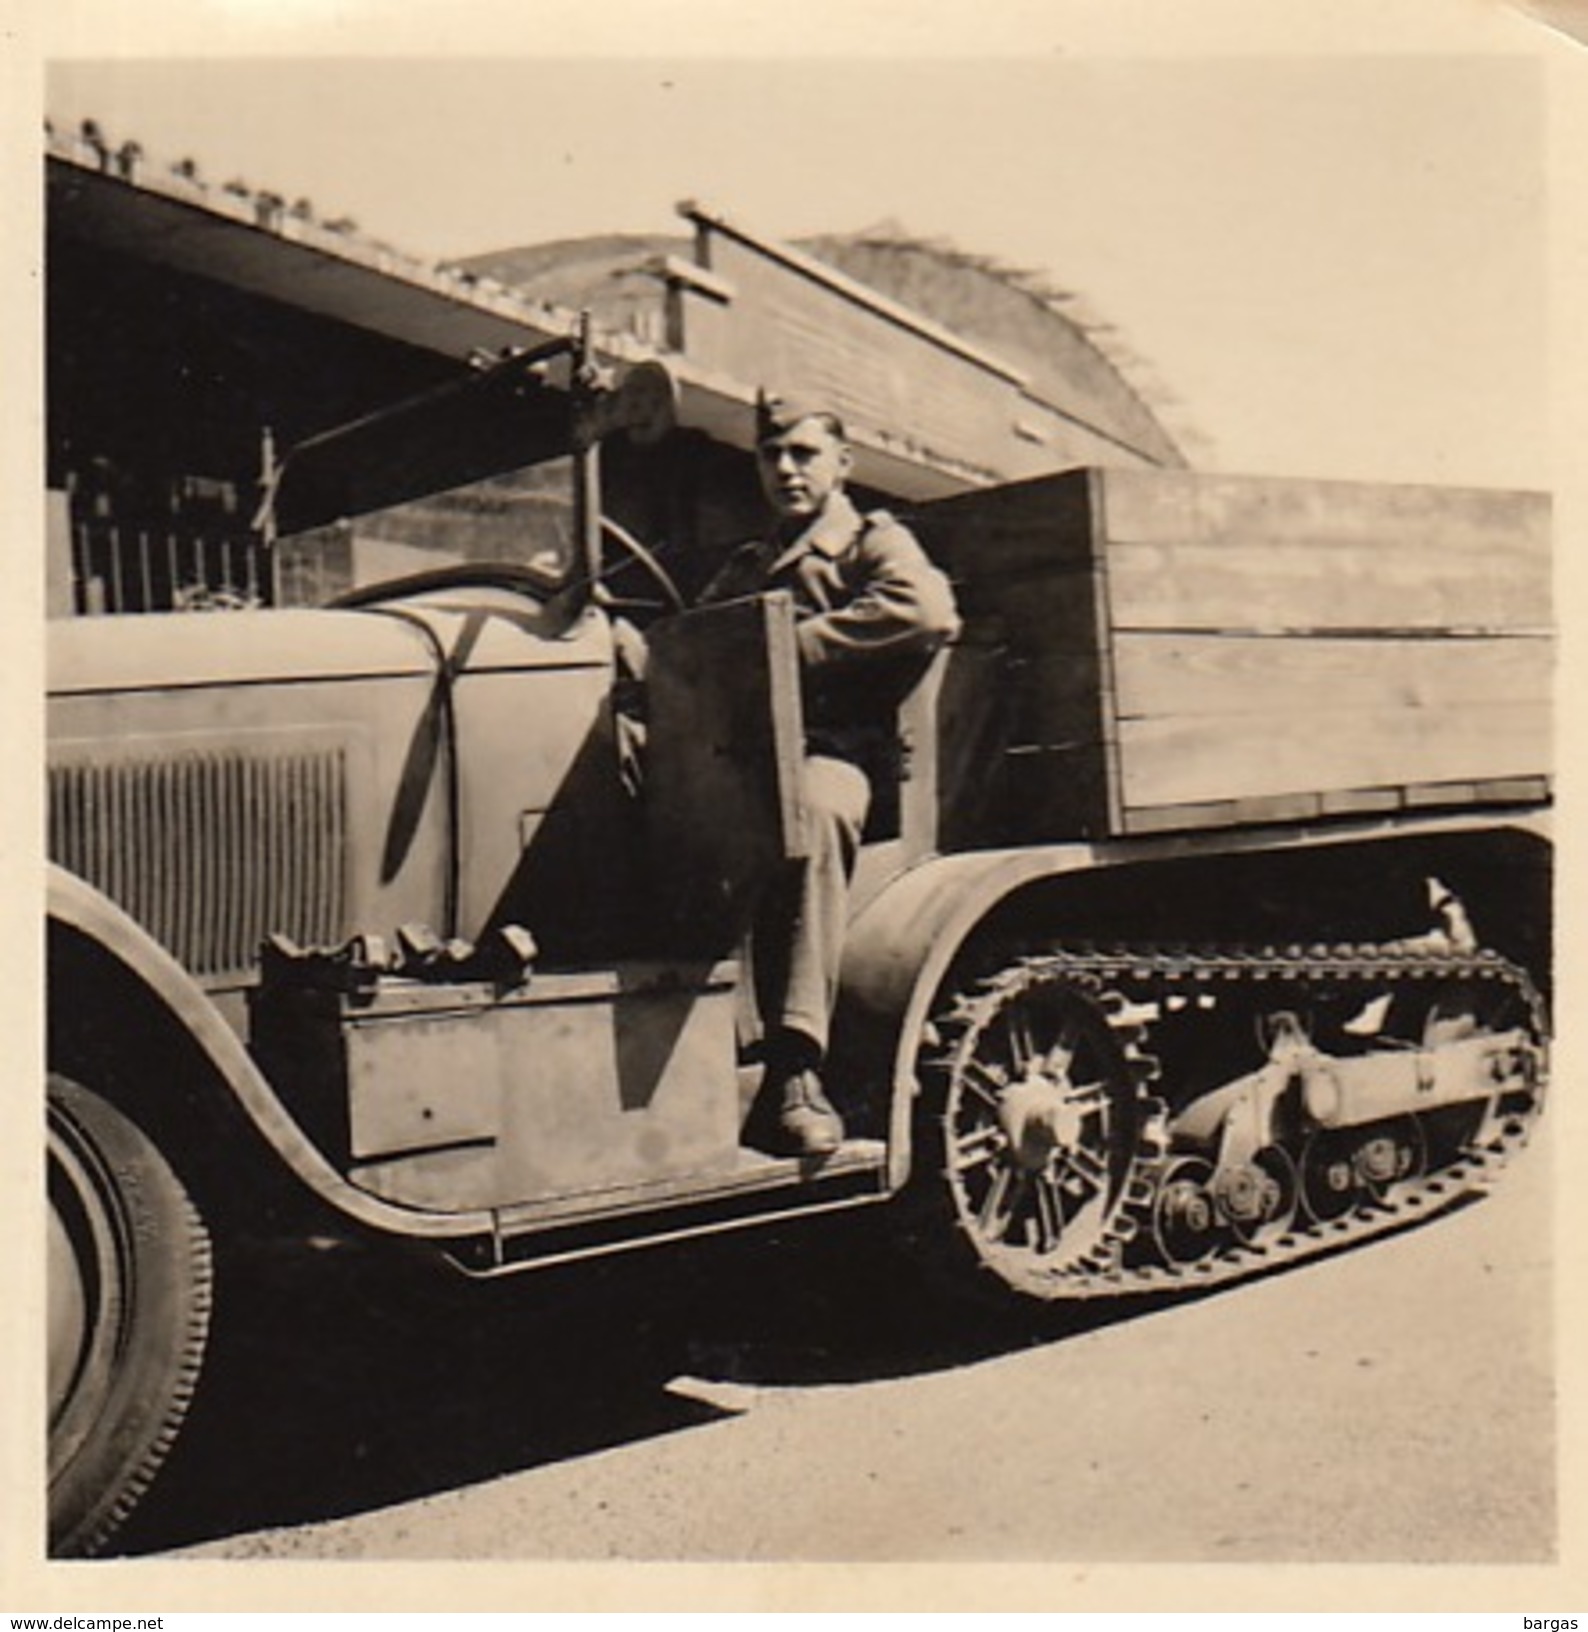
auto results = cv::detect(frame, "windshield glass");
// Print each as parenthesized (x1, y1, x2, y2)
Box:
(276, 457, 576, 607)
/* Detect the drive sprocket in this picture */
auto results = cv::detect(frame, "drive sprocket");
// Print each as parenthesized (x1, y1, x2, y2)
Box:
(908, 954, 1167, 1303)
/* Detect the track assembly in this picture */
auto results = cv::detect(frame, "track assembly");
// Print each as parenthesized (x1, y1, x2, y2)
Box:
(925, 938, 1547, 1302)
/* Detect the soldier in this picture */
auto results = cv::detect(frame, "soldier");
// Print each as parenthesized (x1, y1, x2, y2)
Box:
(704, 392, 961, 1157)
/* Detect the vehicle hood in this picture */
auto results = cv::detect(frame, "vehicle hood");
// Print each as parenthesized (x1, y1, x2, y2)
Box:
(47, 608, 433, 698)
(47, 601, 611, 698)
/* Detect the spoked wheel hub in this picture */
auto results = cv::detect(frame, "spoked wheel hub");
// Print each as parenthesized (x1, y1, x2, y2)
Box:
(925, 957, 1164, 1299)
(997, 1066, 1095, 1173)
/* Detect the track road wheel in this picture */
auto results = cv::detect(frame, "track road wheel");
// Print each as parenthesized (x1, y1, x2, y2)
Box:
(1152, 1157, 1222, 1264)
(1299, 1129, 1360, 1223)
(1219, 1145, 1301, 1247)
(1353, 1115, 1426, 1202)
(48, 1074, 213, 1557)
(908, 959, 1163, 1305)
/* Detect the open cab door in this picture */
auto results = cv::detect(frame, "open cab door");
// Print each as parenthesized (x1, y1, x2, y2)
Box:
(643, 591, 810, 955)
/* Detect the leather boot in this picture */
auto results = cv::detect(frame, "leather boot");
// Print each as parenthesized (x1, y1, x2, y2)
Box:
(772, 1069, 844, 1157)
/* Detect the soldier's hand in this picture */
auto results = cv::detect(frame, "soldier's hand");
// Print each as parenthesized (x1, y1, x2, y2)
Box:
(616, 714, 648, 801)
(613, 615, 649, 683)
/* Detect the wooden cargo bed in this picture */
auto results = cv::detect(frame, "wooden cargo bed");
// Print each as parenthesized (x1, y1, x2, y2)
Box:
(916, 467, 1551, 843)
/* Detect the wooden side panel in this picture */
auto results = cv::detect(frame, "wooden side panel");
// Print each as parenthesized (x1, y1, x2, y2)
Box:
(1119, 776, 1551, 836)
(919, 467, 1551, 841)
(1095, 468, 1552, 831)
(645, 594, 807, 951)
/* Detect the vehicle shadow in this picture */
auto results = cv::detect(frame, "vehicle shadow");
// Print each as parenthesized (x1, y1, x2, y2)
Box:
(669, 1193, 1482, 1388)
(109, 1194, 1472, 1557)
(108, 1234, 727, 1557)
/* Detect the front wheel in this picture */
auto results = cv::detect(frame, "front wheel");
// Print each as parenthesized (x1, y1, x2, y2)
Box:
(48, 1074, 213, 1556)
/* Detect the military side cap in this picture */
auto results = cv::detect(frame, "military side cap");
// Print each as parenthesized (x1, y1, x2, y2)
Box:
(754, 388, 845, 444)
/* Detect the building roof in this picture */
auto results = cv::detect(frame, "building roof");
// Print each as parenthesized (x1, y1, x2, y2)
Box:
(46, 119, 1194, 500)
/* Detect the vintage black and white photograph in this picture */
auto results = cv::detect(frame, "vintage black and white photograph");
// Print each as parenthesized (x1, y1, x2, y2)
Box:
(10, 0, 1583, 1610)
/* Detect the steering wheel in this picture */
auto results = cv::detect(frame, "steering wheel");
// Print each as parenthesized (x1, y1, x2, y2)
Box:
(328, 561, 564, 610)
(328, 517, 685, 616)
(595, 516, 686, 617)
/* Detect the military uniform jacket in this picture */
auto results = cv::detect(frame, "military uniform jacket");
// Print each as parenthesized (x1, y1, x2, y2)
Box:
(700, 491, 960, 769)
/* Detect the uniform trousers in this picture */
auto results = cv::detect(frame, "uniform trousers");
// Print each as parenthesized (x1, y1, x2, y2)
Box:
(751, 753, 871, 1058)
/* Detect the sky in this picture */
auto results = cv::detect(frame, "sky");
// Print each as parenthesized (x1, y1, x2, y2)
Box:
(38, 37, 1559, 493)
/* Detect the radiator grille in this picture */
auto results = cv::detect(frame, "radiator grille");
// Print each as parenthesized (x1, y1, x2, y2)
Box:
(49, 746, 348, 979)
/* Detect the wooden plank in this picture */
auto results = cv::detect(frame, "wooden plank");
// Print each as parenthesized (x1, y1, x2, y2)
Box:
(1471, 775, 1551, 804)
(896, 646, 945, 858)
(1104, 539, 1549, 633)
(1127, 789, 1424, 835)
(914, 469, 1098, 579)
(1403, 781, 1479, 808)
(1123, 799, 1241, 835)
(1124, 792, 1325, 835)
(1318, 787, 1403, 816)
(1098, 467, 1551, 555)
(954, 569, 1107, 655)
(1001, 743, 1114, 841)
(930, 641, 1014, 852)
(1226, 791, 1325, 825)
(1125, 775, 1549, 837)
(46, 490, 75, 618)
(1116, 699, 1550, 811)
(693, 229, 1022, 478)
(1006, 649, 1111, 748)
(1111, 633, 1552, 719)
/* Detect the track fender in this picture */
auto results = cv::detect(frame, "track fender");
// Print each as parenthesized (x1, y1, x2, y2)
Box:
(47, 863, 491, 1243)
(839, 846, 1099, 1190)
(838, 809, 1553, 1192)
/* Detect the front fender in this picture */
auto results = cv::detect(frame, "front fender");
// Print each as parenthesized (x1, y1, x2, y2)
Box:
(46, 863, 493, 1245)
(838, 846, 1102, 1190)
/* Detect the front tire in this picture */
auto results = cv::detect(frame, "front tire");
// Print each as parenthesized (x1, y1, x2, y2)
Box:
(48, 1074, 213, 1556)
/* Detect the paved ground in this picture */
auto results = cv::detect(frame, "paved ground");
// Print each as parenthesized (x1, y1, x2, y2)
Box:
(130, 1132, 1553, 1565)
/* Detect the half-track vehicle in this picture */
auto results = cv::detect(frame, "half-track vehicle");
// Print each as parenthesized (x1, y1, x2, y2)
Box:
(45, 342, 1552, 1555)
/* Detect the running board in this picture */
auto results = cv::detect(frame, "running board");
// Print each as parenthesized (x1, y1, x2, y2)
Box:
(447, 1139, 891, 1276)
